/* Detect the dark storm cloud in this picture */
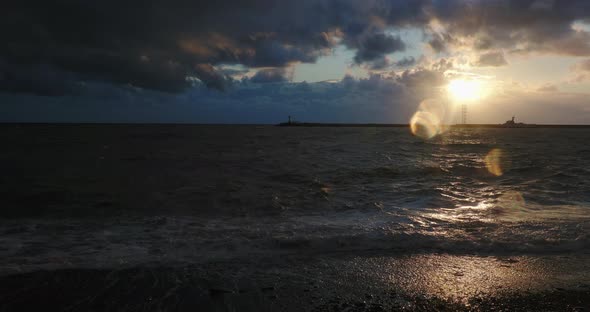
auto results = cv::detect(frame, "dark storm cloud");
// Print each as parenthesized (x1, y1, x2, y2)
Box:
(1, 74, 423, 123)
(0, 0, 432, 95)
(428, 0, 590, 55)
(428, 33, 455, 53)
(0, 61, 79, 96)
(395, 56, 416, 67)
(367, 57, 392, 70)
(249, 68, 291, 83)
(397, 68, 446, 90)
(193, 64, 233, 91)
(3, 0, 590, 96)
(353, 33, 406, 63)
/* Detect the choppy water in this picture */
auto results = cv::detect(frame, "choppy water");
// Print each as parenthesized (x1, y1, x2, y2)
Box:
(0, 125, 589, 273)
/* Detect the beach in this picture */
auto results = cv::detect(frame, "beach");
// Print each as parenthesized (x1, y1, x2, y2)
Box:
(1, 254, 589, 311)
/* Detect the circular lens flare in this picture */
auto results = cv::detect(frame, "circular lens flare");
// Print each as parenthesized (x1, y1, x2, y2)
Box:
(410, 111, 440, 139)
(410, 99, 451, 139)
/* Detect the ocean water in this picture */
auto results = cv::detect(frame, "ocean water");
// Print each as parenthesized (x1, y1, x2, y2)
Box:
(0, 125, 589, 273)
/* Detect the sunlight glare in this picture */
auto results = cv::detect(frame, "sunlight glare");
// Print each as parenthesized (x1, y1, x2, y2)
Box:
(489, 191, 528, 221)
(447, 79, 486, 102)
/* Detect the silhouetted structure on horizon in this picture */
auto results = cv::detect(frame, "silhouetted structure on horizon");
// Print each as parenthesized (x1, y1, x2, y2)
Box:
(502, 116, 536, 128)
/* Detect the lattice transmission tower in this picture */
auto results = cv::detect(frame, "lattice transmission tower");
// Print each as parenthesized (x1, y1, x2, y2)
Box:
(461, 104, 467, 124)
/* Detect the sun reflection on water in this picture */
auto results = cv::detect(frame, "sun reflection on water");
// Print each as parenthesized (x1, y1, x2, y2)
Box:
(419, 201, 496, 225)
(487, 191, 529, 221)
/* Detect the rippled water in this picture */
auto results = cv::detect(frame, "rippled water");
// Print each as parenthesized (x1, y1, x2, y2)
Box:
(0, 125, 589, 273)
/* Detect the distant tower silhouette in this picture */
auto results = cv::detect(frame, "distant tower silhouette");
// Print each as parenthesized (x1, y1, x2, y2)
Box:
(461, 104, 467, 124)
(288, 115, 292, 124)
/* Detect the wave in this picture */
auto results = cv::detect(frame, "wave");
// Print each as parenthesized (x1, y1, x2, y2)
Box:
(2, 211, 588, 275)
(345, 166, 401, 179)
(271, 228, 589, 256)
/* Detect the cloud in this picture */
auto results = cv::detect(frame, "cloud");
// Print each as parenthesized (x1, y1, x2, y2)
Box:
(353, 33, 405, 63)
(218, 66, 250, 79)
(193, 64, 233, 91)
(249, 68, 291, 83)
(471, 51, 508, 67)
(2, 65, 589, 124)
(395, 56, 416, 67)
(428, 33, 455, 53)
(537, 84, 559, 92)
(530, 0, 555, 11)
(0, 61, 80, 96)
(3, 0, 590, 96)
(570, 58, 590, 81)
(0, 0, 425, 95)
(397, 67, 447, 92)
(0, 70, 449, 123)
(574, 59, 590, 72)
(427, 0, 590, 56)
(366, 57, 392, 70)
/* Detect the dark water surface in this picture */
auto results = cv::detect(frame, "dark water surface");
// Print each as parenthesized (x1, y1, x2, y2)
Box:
(0, 124, 589, 310)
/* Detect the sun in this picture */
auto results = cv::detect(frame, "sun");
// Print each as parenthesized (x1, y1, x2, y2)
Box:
(447, 79, 485, 102)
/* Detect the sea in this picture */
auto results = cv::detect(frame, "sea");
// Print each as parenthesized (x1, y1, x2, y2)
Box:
(0, 124, 590, 311)
(1, 124, 588, 275)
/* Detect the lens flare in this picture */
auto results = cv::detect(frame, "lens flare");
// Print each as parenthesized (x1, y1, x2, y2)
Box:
(410, 111, 441, 139)
(485, 148, 510, 176)
(410, 99, 451, 139)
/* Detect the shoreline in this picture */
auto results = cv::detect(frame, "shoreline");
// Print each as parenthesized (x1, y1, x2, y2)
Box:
(0, 122, 589, 128)
(1, 253, 588, 311)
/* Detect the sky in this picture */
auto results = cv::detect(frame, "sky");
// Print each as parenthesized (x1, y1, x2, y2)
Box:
(1, 0, 590, 124)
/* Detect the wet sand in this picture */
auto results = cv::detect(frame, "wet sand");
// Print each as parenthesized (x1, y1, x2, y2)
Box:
(1, 253, 589, 311)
